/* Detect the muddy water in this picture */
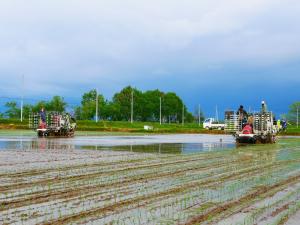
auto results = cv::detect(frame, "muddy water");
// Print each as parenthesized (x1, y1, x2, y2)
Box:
(0, 134, 235, 154)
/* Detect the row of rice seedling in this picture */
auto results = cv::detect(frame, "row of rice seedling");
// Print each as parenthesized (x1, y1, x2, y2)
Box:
(0, 139, 300, 224)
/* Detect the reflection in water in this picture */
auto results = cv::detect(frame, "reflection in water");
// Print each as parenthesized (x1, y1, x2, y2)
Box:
(120, 142, 234, 154)
(0, 138, 75, 151)
(0, 137, 235, 154)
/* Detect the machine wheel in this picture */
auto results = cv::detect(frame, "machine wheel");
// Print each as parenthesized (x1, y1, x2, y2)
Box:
(37, 131, 44, 137)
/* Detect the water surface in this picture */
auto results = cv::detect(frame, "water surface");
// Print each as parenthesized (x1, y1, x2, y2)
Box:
(0, 134, 235, 154)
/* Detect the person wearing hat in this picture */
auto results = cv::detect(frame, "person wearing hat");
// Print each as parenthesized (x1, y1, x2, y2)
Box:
(237, 105, 248, 128)
(39, 107, 47, 129)
(237, 105, 248, 118)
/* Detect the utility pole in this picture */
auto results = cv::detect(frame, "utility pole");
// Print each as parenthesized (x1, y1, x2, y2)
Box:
(131, 90, 133, 123)
(297, 106, 299, 128)
(21, 74, 24, 122)
(95, 89, 98, 122)
(215, 105, 219, 122)
(182, 104, 184, 126)
(198, 104, 201, 126)
(159, 97, 162, 125)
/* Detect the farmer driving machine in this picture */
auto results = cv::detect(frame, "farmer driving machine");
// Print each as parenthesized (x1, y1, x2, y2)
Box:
(29, 112, 76, 137)
(225, 101, 279, 144)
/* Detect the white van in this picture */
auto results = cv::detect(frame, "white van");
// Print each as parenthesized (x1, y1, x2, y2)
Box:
(203, 118, 225, 130)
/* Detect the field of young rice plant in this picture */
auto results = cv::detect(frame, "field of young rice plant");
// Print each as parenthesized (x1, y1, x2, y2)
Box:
(0, 137, 300, 224)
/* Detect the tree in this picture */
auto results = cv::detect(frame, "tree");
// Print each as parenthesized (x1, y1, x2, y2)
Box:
(103, 101, 121, 121)
(47, 96, 67, 112)
(287, 102, 300, 124)
(185, 111, 194, 123)
(74, 106, 83, 120)
(193, 107, 205, 124)
(32, 101, 48, 112)
(22, 104, 34, 119)
(4, 97, 67, 119)
(142, 89, 163, 121)
(77, 89, 106, 120)
(5, 101, 20, 118)
(2, 87, 195, 123)
(30, 97, 66, 113)
(162, 92, 185, 123)
(112, 86, 143, 121)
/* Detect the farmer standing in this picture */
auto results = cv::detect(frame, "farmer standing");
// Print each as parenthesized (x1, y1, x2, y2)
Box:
(39, 107, 46, 128)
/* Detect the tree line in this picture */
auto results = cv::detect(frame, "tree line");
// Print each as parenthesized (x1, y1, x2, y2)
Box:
(2, 86, 205, 123)
(75, 86, 197, 122)
(2, 86, 299, 125)
(284, 102, 300, 125)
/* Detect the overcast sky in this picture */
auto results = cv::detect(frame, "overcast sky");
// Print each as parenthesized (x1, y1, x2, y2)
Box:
(0, 0, 299, 116)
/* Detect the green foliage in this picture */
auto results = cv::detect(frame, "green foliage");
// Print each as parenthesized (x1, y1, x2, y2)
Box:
(22, 104, 34, 119)
(193, 108, 205, 123)
(142, 89, 163, 121)
(3, 87, 193, 123)
(112, 86, 134, 121)
(47, 96, 67, 112)
(287, 101, 300, 124)
(5, 101, 20, 118)
(75, 87, 192, 123)
(162, 92, 181, 122)
(4, 96, 67, 119)
(185, 111, 195, 123)
(110, 87, 191, 122)
(75, 89, 105, 120)
(28, 96, 67, 113)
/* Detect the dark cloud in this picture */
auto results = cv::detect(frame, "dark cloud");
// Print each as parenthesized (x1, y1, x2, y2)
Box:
(0, 0, 299, 115)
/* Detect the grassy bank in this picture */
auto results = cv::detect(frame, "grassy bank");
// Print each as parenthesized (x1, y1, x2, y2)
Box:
(0, 118, 220, 134)
(0, 118, 299, 135)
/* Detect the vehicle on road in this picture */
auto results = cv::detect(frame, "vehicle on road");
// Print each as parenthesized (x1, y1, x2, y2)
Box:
(203, 118, 225, 130)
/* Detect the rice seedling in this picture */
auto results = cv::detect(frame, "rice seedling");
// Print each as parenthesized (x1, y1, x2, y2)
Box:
(0, 137, 300, 224)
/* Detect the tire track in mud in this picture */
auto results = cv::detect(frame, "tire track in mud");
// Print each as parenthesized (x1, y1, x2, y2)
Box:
(0, 151, 266, 200)
(2, 137, 300, 225)
(0, 151, 139, 167)
(77, 162, 299, 225)
(2, 156, 298, 214)
(183, 175, 300, 225)
(2, 163, 296, 225)
(0, 156, 155, 178)
(37, 161, 299, 225)
(0, 153, 230, 178)
(0, 156, 246, 211)
(0, 154, 239, 192)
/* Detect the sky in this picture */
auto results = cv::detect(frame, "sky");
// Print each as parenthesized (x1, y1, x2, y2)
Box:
(0, 0, 300, 117)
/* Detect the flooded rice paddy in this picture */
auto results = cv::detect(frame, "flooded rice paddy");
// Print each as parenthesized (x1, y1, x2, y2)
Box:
(0, 134, 235, 154)
(0, 132, 299, 224)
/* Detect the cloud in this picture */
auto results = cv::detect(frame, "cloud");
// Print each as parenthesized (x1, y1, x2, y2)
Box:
(0, 0, 299, 114)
